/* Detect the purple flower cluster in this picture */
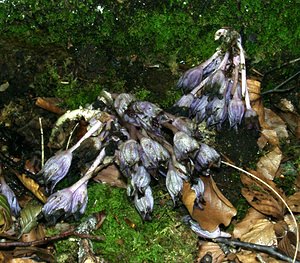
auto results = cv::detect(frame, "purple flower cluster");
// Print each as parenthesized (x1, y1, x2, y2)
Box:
(175, 28, 257, 131)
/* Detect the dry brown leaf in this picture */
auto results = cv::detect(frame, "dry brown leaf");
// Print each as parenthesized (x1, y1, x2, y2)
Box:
(35, 97, 66, 115)
(287, 192, 300, 213)
(196, 241, 225, 263)
(247, 79, 266, 127)
(182, 176, 236, 232)
(240, 218, 277, 246)
(21, 224, 45, 243)
(93, 165, 126, 188)
(241, 171, 286, 219)
(257, 146, 282, 180)
(233, 207, 266, 238)
(14, 173, 47, 203)
(235, 250, 284, 263)
(278, 232, 300, 261)
(264, 108, 289, 140)
(257, 129, 279, 148)
(277, 111, 300, 139)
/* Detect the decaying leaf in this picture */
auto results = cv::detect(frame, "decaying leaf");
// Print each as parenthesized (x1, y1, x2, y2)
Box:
(256, 146, 282, 180)
(247, 79, 265, 127)
(241, 170, 286, 219)
(0, 194, 12, 233)
(264, 108, 289, 139)
(21, 224, 45, 243)
(235, 250, 283, 263)
(278, 231, 300, 260)
(257, 129, 279, 148)
(93, 164, 126, 188)
(35, 97, 66, 115)
(233, 207, 266, 239)
(240, 218, 277, 246)
(19, 202, 43, 236)
(14, 173, 47, 203)
(182, 176, 236, 232)
(287, 192, 300, 213)
(197, 241, 225, 263)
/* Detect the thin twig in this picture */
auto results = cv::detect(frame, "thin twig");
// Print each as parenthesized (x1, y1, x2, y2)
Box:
(213, 237, 300, 263)
(0, 229, 104, 248)
(221, 161, 299, 263)
(262, 70, 300, 95)
(66, 122, 79, 150)
(39, 117, 44, 168)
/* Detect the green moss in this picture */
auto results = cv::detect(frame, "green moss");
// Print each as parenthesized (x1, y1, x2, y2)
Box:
(55, 239, 79, 263)
(84, 183, 197, 263)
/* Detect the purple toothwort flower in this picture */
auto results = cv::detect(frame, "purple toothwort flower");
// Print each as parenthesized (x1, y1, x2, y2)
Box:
(43, 147, 107, 224)
(131, 165, 151, 194)
(0, 173, 21, 217)
(38, 150, 73, 194)
(166, 162, 187, 205)
(228, 84, 245, 130)
(134, 186, 154, 221)
(173, 131, 199, 161)
(39, 120, 103, 193)
(194, 143, 220, 175)
(42, 187, 74, 224)
(189, 96, 208, 122)
(177, 66, 203, 93)
(71, 182, 88, 217)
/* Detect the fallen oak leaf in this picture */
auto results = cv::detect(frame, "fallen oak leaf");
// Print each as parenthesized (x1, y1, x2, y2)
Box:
(264, 108, 289, 140)
(182, 176, 236, 232)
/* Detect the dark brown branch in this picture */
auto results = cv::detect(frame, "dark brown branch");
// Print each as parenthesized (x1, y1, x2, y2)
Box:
(0, 228, 105, 248)
(262, 70, 300, 95)
(213, 237, 300, 263)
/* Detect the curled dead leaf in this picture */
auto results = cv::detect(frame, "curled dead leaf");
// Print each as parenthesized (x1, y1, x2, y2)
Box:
(241, 170, 286, 219)
(256, 146, 282, 180)
(278, 232, 300, 261)
(182, 176, 236, 232)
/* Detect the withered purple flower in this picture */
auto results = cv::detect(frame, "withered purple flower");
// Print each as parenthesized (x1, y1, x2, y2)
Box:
(171, 117, 196, 136)
(177, 66, 203, 93)
(134, 186, 154, 221)
(0, 175, 21, 216)
(114, 93, 136, 117)
(194, 143, 220, 174)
